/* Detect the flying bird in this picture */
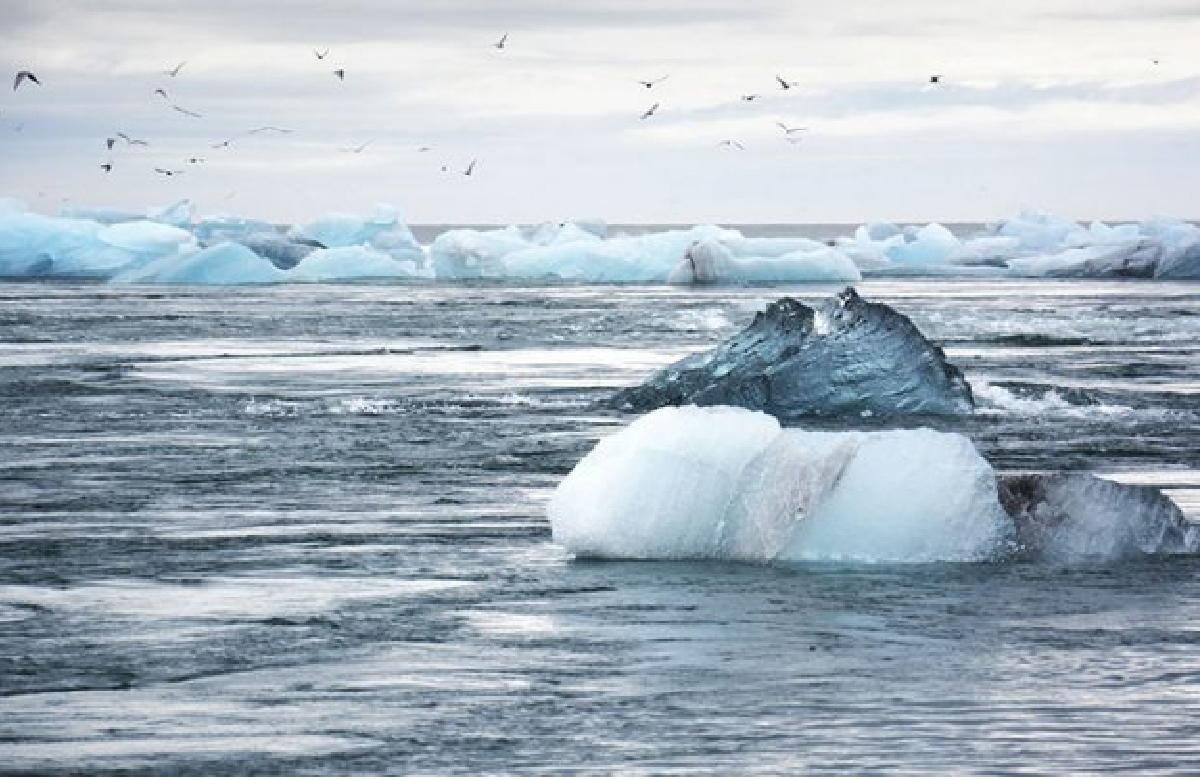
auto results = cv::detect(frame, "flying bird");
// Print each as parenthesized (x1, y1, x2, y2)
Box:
(416, 145, 433, 152)
(105, 137, 116, 150)
(246, 126, 292, 135)
(929, 74, 942, 84)
(171, 104, 202, 118)
(463, 159, 477, 176)
(339, 139, 373, 153)
(154, 167, 183, 176)
(163, 61, 187, 77)
(741, 94, 760, 101)
(493, 33, 508, 49)
(211, 138, 235, 149)
(636, 76, 669, 89)
(640, 102, 660, 119)
(154, 88, 168, 99)
(775, 75, 798, 90)
(775, 121, 808, 134)
(717, 140, 745, 150)
(100, 162, 113, 173)
(333, 68, 345, 80)
(315, 48, 330, 60)
(185, 157, 205, 164)
(13, 70, 40, 90)
(116, 132, 149, 146)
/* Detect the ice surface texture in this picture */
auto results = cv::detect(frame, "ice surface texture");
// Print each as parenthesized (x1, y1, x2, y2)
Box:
(612, 288, 974, 418)
(550, 406, 1199, 565)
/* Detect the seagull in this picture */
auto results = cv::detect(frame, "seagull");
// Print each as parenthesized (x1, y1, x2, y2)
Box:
(13, 70, 41, 90)
(741, 94, 760, 101)
(185, 157, 205, 164)
(339, 139, 373, 153)
(463, 159, 477, 176)
(116, 132, 149, 146)
(640, 102, 660, 119)
(717, 140, 745, 150)
(100, 162, 113, 173)
(493, 33, 508, 49)
(211, 137, 236, 149)
(154, 88, 168, 99)
(164, 61, 187, 77)
(105, 137, 117, 150)
(775, 75, 798, 90)
(775, 121, 808, 134)
(636, 76, 669, 89)
(333, 68, 345, 80)
(929, 74, 942, 84)
(154, 167, 183, 176)
(416, 145, 433, 152)
(246, 125, 292, 135)
(315, 48, 330, 60)
(171, 104, 202, 118)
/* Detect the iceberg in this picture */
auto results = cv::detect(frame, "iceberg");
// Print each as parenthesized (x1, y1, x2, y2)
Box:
(4, 197, 1199, 283)
(549, 405, 1014, 564)
(666, 238, 860, 284)
(611, 289, 973, 418)
(288, 203, 424, 265)
(112, 242, 284, 285)
(999, 474, 1199, 562)
(0, 208, 196, 278)
(550, 406, 1199, 566)
(285, 246, 424, 282)
(430, 224, 860, 284)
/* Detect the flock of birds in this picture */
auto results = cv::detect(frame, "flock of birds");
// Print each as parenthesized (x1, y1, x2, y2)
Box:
(7, 38, 952, 187)
(7, 52, 485, 182)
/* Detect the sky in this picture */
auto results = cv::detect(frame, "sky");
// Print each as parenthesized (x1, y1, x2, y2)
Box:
(2, 0, 1199, 225)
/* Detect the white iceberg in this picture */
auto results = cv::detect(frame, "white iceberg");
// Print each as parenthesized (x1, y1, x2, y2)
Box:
(667, 238, 861, 284)
(549, 405, 1014, 564)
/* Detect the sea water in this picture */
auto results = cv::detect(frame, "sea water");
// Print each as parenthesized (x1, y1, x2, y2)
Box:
(1, 277, 1199, 774)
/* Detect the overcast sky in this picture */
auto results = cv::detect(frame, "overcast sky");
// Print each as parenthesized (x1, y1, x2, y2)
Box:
(2, 0, 1199, 224)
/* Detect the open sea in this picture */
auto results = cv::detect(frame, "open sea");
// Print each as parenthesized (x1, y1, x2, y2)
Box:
(2, 266, 1200, 773)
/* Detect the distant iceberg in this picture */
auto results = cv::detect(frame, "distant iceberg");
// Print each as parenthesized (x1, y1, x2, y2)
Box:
(2, 198, 1198, 284)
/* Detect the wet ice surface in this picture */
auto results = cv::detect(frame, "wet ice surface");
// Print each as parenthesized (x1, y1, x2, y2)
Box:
(2, 279, 1200, 774)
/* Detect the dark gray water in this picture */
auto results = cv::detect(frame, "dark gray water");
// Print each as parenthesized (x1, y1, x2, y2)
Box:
(2, 279, 1200, 774)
